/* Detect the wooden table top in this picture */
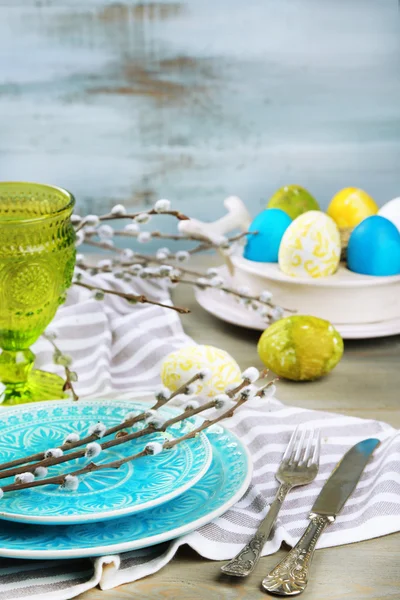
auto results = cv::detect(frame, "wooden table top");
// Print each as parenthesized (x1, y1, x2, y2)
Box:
(80, 258, 400, 600)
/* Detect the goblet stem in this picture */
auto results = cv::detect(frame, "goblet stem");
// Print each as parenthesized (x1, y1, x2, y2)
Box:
(0, 349, 67, 406)
(0, 349, 35, 383)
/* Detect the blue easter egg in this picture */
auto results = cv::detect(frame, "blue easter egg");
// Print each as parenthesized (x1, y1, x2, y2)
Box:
(347, 215, 400, 276)
(244, 209, 292, 263)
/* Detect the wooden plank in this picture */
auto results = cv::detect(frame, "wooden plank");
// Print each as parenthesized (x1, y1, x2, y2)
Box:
(80, 534, 400, 599)
(0, 1, 400, 221)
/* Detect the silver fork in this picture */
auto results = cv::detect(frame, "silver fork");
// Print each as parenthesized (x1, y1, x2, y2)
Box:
(220, 426, 321, 578)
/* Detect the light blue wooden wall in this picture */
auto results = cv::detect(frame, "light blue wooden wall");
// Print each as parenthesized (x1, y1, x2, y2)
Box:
(0, 0, 399, 223)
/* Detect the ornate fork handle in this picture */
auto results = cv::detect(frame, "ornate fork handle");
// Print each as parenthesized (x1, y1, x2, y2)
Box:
(262, 513, 335, 596)
(221, 483, 292, 577)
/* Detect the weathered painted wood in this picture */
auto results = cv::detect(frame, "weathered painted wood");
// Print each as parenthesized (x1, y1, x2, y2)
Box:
(0, 0, 399, 225)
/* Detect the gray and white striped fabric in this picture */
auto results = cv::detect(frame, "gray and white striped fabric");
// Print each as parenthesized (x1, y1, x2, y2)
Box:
(0, 271, 399, 600)
(33, 269, 193, 397)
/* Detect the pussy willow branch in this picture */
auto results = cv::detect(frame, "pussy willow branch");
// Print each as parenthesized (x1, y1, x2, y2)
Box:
(85, 230, 253, 255)
(43, 335, 79, 402)
(257, 377, 279, 395)
(75, 260, 285, 315)
(82, 238, 227, 278)
(106, 231, 188, 242)
(86, 230, 196, 244)
(0, 373, 204, 477)
(80, 239, 205, 278)
(75, 209, 190, 233)
(74, 282, 190, 315)
(72, 201, 286, 319)
(77, 242, 283, 312)
(0, 415, 177, 484)
(0, 380, 265, 494)
(188, 231, 253, 256)
(225, 379, 250, 398)
(176, 278, 295, 313)
(78, 258, 203, 280)
(121, 251, 204, 278)
(164, 395, 248, 450)
(63, 367, 79, 401)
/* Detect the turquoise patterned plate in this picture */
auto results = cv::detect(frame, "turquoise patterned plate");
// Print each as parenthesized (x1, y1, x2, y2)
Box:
(0, 400, 212, 525)
(0, 425, 251, 559)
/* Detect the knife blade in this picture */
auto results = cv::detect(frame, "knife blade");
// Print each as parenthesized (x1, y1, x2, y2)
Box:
(262, 437, 380, 596)
(311, 437, 380, 516)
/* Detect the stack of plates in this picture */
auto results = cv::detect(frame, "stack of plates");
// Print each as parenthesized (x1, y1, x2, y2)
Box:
(0, 399, 252, 559)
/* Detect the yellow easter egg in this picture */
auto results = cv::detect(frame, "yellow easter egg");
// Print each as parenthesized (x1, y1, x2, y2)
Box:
(160, 345, 242, 397)
(327, 187, 378, 228)
(278, 211, 341, 278)
(257, 315, 344, 381)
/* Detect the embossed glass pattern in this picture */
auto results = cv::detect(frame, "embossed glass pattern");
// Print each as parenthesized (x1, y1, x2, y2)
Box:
(0, 182, 76, 405)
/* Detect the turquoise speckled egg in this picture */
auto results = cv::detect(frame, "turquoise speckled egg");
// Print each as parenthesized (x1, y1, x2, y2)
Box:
(347, 215, 400, 276)
(244, 208, 292, 263)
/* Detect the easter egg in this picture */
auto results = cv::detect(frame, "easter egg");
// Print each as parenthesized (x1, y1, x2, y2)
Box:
(347, 215, 400, 276)
(278, 211, 341, 278)
(378, 197, 400, 233)
(257, 316, 343, 381)
(267, 185, 320, 220)
(327, 187, 378, 228)
(244, 209, 292, 263)
(160, 345, 242, 398)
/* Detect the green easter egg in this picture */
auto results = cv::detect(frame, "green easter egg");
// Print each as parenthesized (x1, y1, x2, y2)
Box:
(257, 316, 343, 381)
(267, 185, 320, 220)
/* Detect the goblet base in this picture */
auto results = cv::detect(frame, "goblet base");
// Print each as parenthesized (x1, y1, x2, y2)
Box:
(0, 371, 68, 406)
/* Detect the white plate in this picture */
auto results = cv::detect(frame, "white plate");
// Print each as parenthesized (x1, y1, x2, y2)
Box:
(195, 267, 400, 339)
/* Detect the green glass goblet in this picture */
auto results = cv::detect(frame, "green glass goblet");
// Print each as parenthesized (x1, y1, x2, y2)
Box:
(0, 182, 76, 405)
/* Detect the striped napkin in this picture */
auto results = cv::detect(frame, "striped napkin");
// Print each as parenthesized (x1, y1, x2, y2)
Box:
(0, 271, 398, 600)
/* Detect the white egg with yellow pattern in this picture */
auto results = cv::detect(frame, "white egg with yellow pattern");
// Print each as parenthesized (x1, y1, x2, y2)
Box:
(160, 345, 242, 398)
(278, 211, 341, 278)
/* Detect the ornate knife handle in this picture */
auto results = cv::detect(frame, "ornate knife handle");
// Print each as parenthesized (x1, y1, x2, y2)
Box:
(262, 513, 335, 596)
(221, 483, 292, 577)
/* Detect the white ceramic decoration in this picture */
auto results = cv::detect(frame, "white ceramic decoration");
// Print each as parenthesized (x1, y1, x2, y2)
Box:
(190, 197, 400, 329)
(378, 197, 400, 232)
(178, 195, 251, 241)
(278, 211, 341, 278)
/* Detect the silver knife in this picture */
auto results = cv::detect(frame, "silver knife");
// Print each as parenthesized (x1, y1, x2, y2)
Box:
(262, 437, 380, 596)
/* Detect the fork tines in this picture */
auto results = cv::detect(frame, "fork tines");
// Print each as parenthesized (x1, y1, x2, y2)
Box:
(283, 426, 321, 467)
